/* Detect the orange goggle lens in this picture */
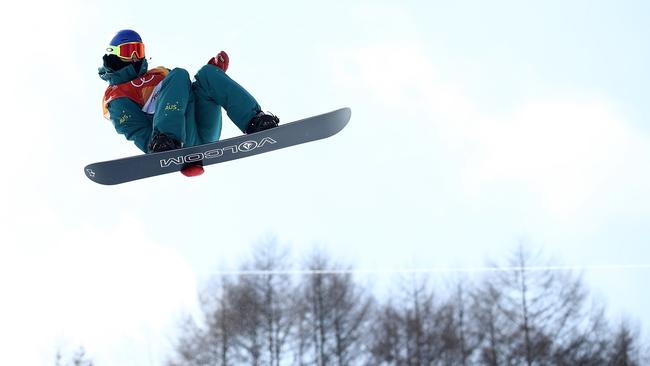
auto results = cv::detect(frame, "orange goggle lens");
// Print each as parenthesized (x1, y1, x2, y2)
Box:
(106, 42, 145, 60)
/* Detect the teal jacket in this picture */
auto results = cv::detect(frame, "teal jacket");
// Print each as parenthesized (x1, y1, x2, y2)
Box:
(99, 59, 162, 152)
(99, 58, 261, 153)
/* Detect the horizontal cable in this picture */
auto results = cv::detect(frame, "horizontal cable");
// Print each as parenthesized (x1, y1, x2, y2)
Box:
(205, 264, 650, 277)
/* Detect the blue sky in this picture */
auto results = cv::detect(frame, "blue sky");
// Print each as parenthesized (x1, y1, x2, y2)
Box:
(1, 0, 649, 365)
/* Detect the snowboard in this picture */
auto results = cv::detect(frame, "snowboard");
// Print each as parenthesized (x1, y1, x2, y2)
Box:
(84, 107, 351, 185)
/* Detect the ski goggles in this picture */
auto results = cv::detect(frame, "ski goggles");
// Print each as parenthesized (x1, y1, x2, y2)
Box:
(105, 42, 145, 60)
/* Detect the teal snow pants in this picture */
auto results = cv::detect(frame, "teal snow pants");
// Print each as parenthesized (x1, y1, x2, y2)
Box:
(152, 65, 261, 147)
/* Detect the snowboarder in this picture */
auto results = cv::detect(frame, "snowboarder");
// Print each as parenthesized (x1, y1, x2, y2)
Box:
(98, 29, 279, 176)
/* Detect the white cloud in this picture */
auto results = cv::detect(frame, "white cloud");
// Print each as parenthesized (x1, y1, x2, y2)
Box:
(331, 40, 475, 122)
(0, 211, 198, 365)
(332, 41, 650, 224)
(465, 96, 650, 219)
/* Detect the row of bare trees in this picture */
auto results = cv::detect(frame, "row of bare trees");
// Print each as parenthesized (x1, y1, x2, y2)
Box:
(168, 242, 647, 366)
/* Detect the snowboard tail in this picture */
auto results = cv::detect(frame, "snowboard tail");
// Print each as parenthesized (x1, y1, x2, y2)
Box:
(84, 107, 351, 185)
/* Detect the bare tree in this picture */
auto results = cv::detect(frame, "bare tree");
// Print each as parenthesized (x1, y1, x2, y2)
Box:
(168, 238, 295, 366)
(239, 238, 295, 366)
(367, 274, 440, 366)
(219, 238, 296, 366)
(477, 244, 612, 365)
(608, 320, 641, 366)
(550, 304, 610, 366)
(55, 347, 93, 366)
(168, 277, 237, 366)
(403, 276, 438, 365)
(296, 250, 374, 366)
(436, 279, 479, 365)
(471, 278, 509, 366)
(367, 301, 406, 365)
